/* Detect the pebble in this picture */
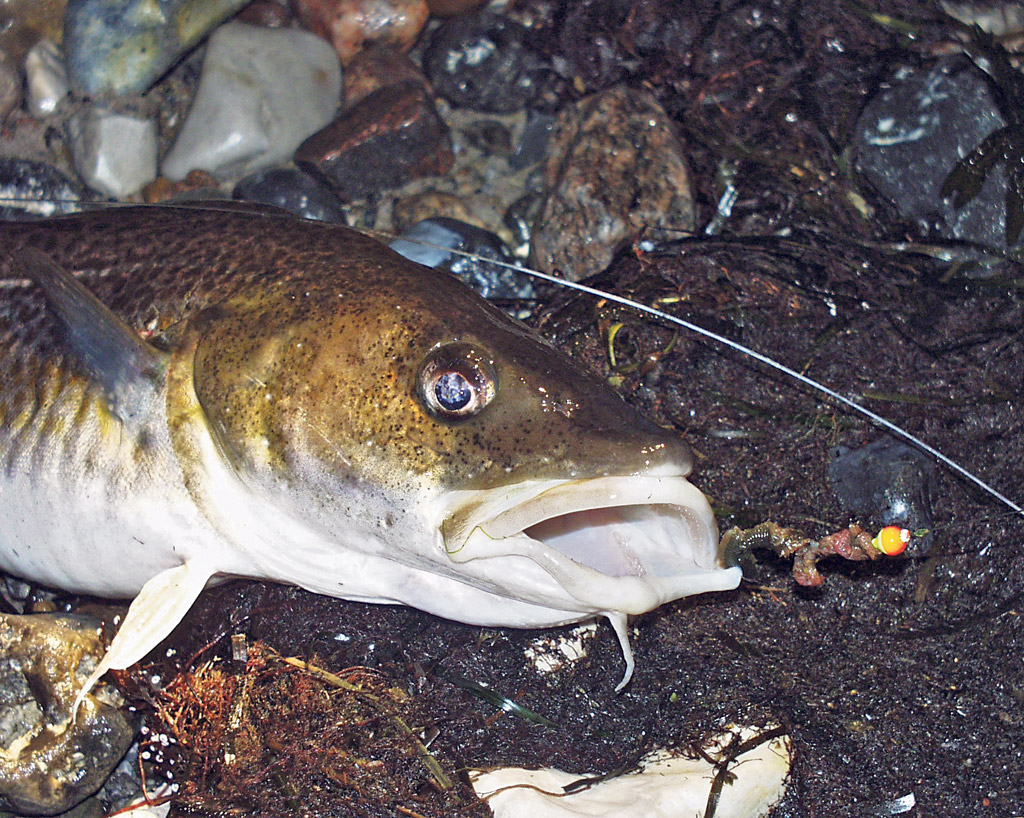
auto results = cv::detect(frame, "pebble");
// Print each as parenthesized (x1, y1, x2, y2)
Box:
(0, 51, 21, 121)
(423, 11, 551, 114)
(0, 158, 82, 219)
(24, 37, 68, 118)
(342, 45, 426, 107)
(296, 80, 453, 200)
(854, 59, 1016, 249)
(293, 0, 429, 65)
(64, 0, 249, 95)
(233, 166, 349, 223)
(827, 437, 936, 555)
(530, 85, 696, 281)
(161, 22, 342, 182)
(0, 613, 135, 816)
(389, 217, 534, 301)
(68, 106, 158, 197)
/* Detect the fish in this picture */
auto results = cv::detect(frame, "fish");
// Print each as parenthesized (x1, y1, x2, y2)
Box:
(0, 205, 741, 706)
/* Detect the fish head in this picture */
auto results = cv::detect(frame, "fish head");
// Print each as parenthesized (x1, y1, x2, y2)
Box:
(179, 236, 740, 633)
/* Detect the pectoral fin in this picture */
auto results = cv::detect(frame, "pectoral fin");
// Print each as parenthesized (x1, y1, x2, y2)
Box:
(15, 248, 168, 427)
(74, 561, 214, 717)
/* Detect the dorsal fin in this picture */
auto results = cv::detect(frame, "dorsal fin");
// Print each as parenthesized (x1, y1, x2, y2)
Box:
(16, 248, 169, 425)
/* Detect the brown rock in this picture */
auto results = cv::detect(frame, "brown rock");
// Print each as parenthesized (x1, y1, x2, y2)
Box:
(425, 0, 489, 17)
(530, 85, 697, 282)
(296, 81, 453, 200)
(343, 45, 426, 108)
(293, 0, 429, 65)
(236, 0, 293, 27)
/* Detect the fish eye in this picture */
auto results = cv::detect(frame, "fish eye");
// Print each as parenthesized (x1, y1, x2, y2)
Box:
(418, 343, 497, 420)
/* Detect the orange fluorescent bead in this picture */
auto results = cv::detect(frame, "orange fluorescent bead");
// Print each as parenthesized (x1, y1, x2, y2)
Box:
(872, 525, 910, 556)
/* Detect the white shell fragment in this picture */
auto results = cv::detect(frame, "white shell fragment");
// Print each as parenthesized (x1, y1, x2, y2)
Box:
(472, 726, 791, 818)
(524, 621, 598, 675)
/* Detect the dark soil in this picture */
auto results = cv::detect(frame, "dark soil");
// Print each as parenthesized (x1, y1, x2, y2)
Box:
(100, 2, 1024, 817)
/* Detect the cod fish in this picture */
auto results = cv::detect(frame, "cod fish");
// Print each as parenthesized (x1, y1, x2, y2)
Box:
(0, 206, 741, 701)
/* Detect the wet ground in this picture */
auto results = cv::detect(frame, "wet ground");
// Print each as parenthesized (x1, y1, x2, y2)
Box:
(8, 1, 1024, 816)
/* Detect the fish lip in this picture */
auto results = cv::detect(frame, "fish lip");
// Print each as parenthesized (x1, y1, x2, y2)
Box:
(437, 472, 742, 616)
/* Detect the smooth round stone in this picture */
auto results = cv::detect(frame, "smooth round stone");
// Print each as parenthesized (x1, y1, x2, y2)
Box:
(0, 158, 82, 219)
(423, 11, 551, 113)
(233, 166, 348, 223)
(68, 106, 158, 197)
(390, 217, 534, 301)
(162, 22, 342, 182)
(63, 0, 249, 95)
(24, 37, 69, 118)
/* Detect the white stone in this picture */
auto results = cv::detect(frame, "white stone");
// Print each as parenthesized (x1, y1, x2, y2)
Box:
(162, 22, 341, 182)
(472, 727, 791, 818)
(68, 106, 158, 198)
(25, 38, 69, 118)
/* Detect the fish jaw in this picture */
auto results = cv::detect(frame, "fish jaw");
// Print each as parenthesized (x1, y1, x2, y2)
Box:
(431, 471, 742, 624)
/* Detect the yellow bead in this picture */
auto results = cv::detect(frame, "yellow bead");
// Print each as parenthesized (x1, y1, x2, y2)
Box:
(872, 525, 910, 556)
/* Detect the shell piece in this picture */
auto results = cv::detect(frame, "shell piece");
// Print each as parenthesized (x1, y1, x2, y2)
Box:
(472, 727, 791, 818)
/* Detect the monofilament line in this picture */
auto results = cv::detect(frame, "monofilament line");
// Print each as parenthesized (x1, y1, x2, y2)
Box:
(484, 255, 1024, 520)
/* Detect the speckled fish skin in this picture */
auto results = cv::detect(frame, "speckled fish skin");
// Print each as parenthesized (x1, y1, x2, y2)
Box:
(0, 206, 740, 694)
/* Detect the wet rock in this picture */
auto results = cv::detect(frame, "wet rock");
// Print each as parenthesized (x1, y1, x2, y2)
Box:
(293, 0, 429, 65)
(0, 613, 135, 816)
(389, 217, 534, 300)
(162, 22, 342, 182)
(827, 437, 937, 555)
(0, 51, 21, 121)
(423, 11, 551, 113)
(236, 0, 293, 28)
(68, 106, 158, 197)
(854, 59, 1015, 249)
(63, 0, 249, 96)
(296, 80, 453, 200)
(0, 158, 82, 219)
(530, 85, 696, 282)
(342, 45, 426, 108)
(425, 0, 488, 16)
(233, 166, 349, 223)
(24, 37, 68, 118)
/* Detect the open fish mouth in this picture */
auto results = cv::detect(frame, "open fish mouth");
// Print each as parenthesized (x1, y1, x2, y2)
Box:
(439, 474, 741, 619)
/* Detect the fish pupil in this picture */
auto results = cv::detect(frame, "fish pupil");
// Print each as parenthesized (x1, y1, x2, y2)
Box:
(435, 372, 472, 411)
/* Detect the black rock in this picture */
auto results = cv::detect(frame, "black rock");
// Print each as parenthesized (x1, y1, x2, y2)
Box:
(423, 12, 551, 114)
(0, 159, 83, 220)
(389, 217, 534, 301)
(854, 59, 1015, 249)
(827, 437, 937, 555)
(234, 166, 348, 223)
